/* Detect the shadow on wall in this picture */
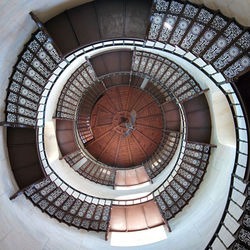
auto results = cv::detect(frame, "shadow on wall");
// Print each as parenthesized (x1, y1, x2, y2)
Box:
(33, 0, 93, 22)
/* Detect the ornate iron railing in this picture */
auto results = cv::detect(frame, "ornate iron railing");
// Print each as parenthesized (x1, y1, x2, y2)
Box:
(35, 39, 248, 247)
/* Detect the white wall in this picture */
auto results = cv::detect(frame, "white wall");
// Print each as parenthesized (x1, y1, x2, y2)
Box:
(0, 0, 249, 250)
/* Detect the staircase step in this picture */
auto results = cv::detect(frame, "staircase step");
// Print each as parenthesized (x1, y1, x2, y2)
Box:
(124, 0, 152, 38)
(66, 2, 101, 46)
(56, 119, 78, 157)
(90, 50, 133, 77)
(45, 12, 79, 55)
(115, 166, 150, 187)
(109, 200, 164, 233)
(183, 94, 211, 143)
(95, 0, 124, 39)
(7, 127, 45, 189)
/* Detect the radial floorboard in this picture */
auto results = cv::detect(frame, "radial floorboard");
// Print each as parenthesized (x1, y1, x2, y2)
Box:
(82, 86, 163, 167)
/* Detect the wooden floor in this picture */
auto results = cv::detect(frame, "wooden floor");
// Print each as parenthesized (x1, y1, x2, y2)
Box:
(84, 86, 163, 167)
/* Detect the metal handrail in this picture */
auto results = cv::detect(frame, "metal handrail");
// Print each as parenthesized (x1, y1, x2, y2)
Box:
(35, 39, 248, 248)
(35, 39, 188, 204)
(204, 87, 249, 249)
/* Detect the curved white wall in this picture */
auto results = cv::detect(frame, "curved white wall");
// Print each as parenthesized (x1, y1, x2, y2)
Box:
(0, 1, 249, 250)
(189, 0, 250, 26)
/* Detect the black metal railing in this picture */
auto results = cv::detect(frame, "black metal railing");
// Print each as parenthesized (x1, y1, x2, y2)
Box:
(34, 39, 248, 246)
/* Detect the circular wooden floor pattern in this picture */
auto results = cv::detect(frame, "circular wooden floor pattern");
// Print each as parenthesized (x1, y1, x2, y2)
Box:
(85, 86, 163, 168)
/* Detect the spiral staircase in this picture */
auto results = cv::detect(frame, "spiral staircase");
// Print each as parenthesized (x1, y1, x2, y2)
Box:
(0, 0, 249, 249)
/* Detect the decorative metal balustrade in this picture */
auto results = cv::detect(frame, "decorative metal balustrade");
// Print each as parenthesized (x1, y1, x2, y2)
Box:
(24, 176, 111, 231)
(155, 141, 212, 220)
(33, 38, 248, 243)
(56, 61, 98, 120)
(3, 0, 249, 243)
(144, 131, 180, 178)
(53, 56, 183, 186)
(149, 0, 249, 81)
(132, 50, 203, 102)
(5, 31, 61, 127)
(65, 152, 116, 186)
